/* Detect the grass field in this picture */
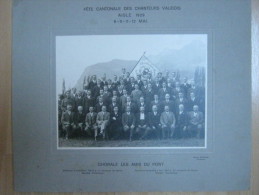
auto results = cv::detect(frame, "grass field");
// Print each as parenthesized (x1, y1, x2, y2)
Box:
(58, 137, 205, 148)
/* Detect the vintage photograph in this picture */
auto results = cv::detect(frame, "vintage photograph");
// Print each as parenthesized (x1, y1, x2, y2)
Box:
(56, 34, 207, 148)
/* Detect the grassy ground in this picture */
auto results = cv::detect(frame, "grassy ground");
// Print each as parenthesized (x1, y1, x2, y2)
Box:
(59, 137, 205, 148)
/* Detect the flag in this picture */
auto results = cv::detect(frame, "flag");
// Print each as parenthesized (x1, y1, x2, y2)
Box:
(130, 53, 160, 79)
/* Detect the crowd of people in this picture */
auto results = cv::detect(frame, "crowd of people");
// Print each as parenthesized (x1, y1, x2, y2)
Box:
(58, 68, 205, 142)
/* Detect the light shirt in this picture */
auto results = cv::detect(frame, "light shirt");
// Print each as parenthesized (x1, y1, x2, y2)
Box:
(140, 113, 145, 120)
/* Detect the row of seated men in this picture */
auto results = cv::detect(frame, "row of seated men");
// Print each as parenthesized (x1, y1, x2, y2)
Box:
(60, 102, 204, 141)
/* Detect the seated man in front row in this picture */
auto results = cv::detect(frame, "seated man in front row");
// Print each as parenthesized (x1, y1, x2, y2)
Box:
(73, 106, 86, 137)
(109, 106, 122, 140)
(160, 105, 176, 139)
(85, 106, 98, 140)
(61, 104, 75, 139)
(148, 105, 162, 139)
(122, 106, 136, 141)
(135, 106, 150, 140)
(96, 105, 110, 140)
(188, 105, 204, 138)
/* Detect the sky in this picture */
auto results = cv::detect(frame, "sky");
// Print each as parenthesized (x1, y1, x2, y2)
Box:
(56, 34, 207, 93)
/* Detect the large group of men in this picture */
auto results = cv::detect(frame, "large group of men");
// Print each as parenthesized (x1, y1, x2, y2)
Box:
(58, 68, 205, 141)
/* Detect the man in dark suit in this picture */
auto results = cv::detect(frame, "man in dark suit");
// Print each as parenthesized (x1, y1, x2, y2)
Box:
(92, 79, 102, 99)
(88, 75, 97, 91)
(95, 97, 106, 113)
(151, 94, 162, 113)
(111, 90, 120, 105)
(175, 104, 188, 139)
(103, 85, 112, 105)
(61, 91, 76, 112)
(84, 90, 95, 114)
(187, 92, 200, 112)
(162, 93, 175, 114)
(136, 74, 143, 88)
(158, 82, 170, 101)
(109, 96, 121, 113)
(117, 85, 124, 97)
(127, 77, 136, 94)
(153, 77, 161, 94)
(112, 75, 120, 90)
(85, 106, 98, 140)
(181, 77, 191, 98)
(148, 105, 162, 139)
(141, 80, 148, 93)
(175, 92, 188, 113)
(131, 84, 143, 104)
(172, 81, 183, 100)
(74, 91, 84, 111)
(137, 96, 147, 113)
(188, 105, 204, 138)
(109, 106, 122, 140)
(96, 105, 110, 140)
(107, 79, 114, 93)
(122, 106, 136, 141)
(61, 104, 75, 139)
(122, 96, 136, 113)
(73, 106, 86, 137)
(120, 89, 128, 108)
(160, 105, 176, 139)
(135, 106, 150, 140)
(144, 83, 154, 112)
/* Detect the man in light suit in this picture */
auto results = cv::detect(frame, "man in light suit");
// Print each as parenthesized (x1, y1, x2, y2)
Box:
(85, 106, 98, 140)
(160, 105, 176, 139)
(188, 105, 204, 138)
(96, 105, 110, 140)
